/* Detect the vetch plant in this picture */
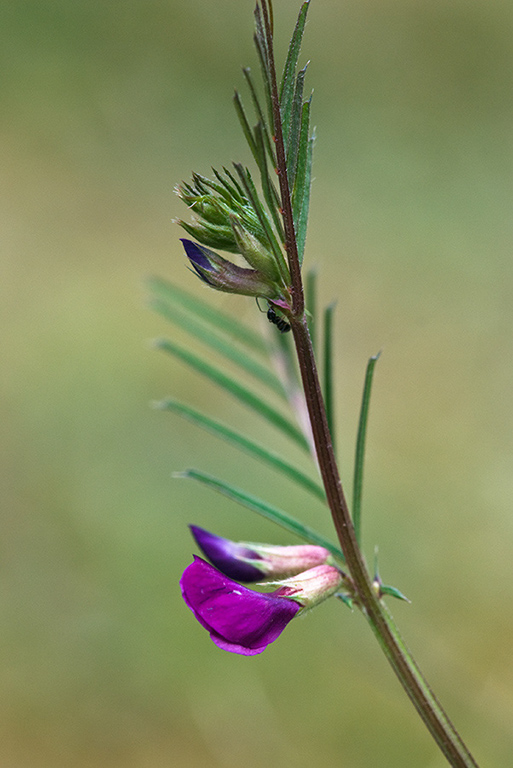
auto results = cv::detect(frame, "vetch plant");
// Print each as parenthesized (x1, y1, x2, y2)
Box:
(148, 2, 479, 765)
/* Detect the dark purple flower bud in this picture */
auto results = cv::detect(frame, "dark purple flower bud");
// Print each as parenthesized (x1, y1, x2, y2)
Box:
(190, 525, 333, 582)
(180, 239, 217, 285)
(189, 525, 264, 582)
(181, 239, 213, 273)
(180, 556, 301, 655)
(180, 239, 280, 298)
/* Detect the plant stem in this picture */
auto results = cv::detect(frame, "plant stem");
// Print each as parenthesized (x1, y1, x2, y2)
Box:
(260, 2, 479, 764)
(291, 317, 478, 767)
(261, 1, 303, 318)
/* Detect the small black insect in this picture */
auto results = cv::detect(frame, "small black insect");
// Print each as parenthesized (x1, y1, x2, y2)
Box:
(267, 304, 291, 333)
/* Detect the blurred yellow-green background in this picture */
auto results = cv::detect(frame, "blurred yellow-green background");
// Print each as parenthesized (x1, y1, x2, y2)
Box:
(2, 0, 513, 765)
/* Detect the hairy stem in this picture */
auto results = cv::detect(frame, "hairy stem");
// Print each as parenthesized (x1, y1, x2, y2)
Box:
(260, 1, 479, 764)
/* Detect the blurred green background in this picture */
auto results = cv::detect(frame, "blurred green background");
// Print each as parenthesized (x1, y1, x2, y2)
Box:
(2, 0, 513, 765)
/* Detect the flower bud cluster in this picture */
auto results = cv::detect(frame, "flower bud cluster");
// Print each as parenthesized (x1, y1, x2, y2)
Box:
(176, 170, 290, 302)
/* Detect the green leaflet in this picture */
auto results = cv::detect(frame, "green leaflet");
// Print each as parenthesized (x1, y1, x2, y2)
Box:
(352, 352, 381, 545)
(177, 468, 344, 562)
(286, 64, 308, 185)
(292, 102, 313, 264)
(157, 398, 325, 501)
(233, 90, 259, 164)
(279, 1, 310, 140)
(253, 122, 283, 239)
(155, 337, 310, 452)
(253, 3, 274, 134)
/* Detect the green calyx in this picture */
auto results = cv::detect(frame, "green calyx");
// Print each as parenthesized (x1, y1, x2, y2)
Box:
(176, 170, 273, 254)
(229, 216, 280, 281)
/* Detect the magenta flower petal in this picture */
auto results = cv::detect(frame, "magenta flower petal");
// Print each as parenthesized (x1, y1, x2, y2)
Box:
(180, 556, 300, 655)
(189, 525, 264, 582)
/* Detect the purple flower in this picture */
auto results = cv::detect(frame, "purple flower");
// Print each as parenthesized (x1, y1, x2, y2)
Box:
(190, 524, 333, 582)
(180, 556, 301, 655)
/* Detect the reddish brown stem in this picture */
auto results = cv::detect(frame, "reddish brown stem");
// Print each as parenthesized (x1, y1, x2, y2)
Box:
(260, 0, 303, 318)
(290, 316, 478, 767)
(259, 2, 478, 764)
